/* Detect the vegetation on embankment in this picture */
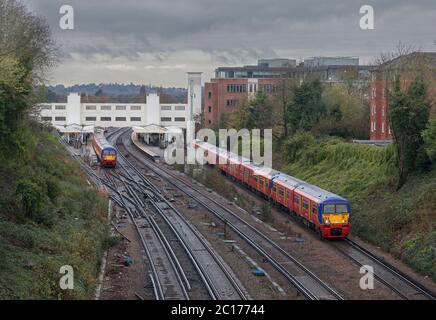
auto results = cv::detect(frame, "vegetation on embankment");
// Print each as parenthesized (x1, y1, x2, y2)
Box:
(0, 123, 109, 299)
(281, 132, 435, 280)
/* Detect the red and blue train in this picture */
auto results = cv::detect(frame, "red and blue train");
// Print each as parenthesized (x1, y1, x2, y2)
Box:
(193, 140, 350, 239)
(92, 130, 117, 168)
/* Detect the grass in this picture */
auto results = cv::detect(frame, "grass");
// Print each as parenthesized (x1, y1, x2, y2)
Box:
(281, 133, 435, 280)
(0, 123, 108, 299)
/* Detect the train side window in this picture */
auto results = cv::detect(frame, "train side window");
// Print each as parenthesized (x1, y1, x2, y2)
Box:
(294, 195, 300, 204)
(312, 205, 317, 215)
(279, 188, 284, 196)
(302, 199, 309, 209)
(272, 185, 277, 193)
(286, 191, 291, 199)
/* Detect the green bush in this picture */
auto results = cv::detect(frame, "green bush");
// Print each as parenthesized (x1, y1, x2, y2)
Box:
(423, 116, 436, 162)
(15, 179, 44, 221)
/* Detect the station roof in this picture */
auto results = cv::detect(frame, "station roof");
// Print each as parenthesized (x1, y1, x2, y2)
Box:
(132, 124, 167, 134)
(55, 124, 94, 133)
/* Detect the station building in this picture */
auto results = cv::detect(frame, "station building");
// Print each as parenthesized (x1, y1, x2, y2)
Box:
(37, 72, 202, 131)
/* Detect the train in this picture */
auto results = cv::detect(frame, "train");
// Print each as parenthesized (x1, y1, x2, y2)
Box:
(92, 130, 117, 167)
(192, 140, 351, 239)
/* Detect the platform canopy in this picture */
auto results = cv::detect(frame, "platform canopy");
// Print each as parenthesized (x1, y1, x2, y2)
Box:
(55, 124, 94, 134)
(132, 124, 168, 134)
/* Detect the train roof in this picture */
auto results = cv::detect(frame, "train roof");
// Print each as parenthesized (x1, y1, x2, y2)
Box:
(295, 182, 347, 203)
(94, 130, 114, 150)
(275, 172, 305, 188)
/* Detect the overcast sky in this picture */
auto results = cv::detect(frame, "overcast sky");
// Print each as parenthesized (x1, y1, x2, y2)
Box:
(25, 0, 436, 87)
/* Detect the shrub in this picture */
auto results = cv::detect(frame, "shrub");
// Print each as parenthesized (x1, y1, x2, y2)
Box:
(423, 116, 436, 162)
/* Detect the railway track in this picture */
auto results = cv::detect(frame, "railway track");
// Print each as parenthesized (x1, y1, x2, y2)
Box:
(115, 128, 435, 301)
(103, 172, 190, 300)
(334, 238, 436, 300)
(116, 129, 344, 300)
(107, 128, 248, 300)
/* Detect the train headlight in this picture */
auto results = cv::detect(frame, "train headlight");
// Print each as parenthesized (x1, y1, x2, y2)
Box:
(342, 219, 346, 223)
(324, 219, 330, 225)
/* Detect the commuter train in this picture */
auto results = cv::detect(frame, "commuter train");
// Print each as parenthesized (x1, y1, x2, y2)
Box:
(193, 140, 350, 239)
(92, 130, 117, 167)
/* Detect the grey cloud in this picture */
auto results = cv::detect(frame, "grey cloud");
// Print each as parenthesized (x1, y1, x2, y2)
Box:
(22, 0, 436, 85)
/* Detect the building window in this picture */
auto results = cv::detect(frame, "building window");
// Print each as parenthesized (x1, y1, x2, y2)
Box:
(161, 117, 171, 122)
(372, 104, 376, 115)
(382, 107, 385, 116)
(208, 91, 212, 99)
(161, 105, 172, 111)
(86, 105, 96, 110)
(100, 117, 111, 121)
(41, 116, 52, 121)
(208, 120, 211, 124)
(55, 105, 66, 110)
(372, 88, 376, 98)
(116, 105, 126, 111)
(41, 105, 52, 110)
(115, 117, 126, 121)
(101, 105, 111, 111)
(227, 84, 247, 93)
(175, 105, 185, 111)
(85, 117, 97, 121)
(174, 117, 185, 122)
(130, 117, 141, 121)
(226, 99, 239, 107)
(55, 116, 66, 121)
(208, 106, 212, 113)
(382, 122, 385, 133)
(260, 84, 278, 93)
(130, 105, 141, 111)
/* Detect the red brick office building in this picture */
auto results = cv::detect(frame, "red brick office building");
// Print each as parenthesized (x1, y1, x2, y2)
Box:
(204, 58, 369, 128)
(369, 52, 436, 140)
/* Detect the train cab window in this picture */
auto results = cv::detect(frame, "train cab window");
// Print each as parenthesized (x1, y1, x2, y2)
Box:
(324, 204, 335, 213)
(336, 204, 349, 213)
(324, 204, 348, 214)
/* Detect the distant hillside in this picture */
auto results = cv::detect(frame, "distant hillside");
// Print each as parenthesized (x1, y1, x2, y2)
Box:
(45, 84, 188, 103)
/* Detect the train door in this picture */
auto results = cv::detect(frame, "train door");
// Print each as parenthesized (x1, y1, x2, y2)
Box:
(271, 184, 277, 202)
(294, 194, 301, 215)
(302, 197, 309, 220)
(286, 189, 292, 210)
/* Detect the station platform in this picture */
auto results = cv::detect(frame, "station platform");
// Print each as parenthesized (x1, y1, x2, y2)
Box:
(131, 132, 163, 162)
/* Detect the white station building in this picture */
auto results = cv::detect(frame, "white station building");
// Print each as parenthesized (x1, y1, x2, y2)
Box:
(38, 72, 202, 131)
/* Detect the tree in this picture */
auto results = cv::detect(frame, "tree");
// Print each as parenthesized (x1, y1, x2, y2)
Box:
(388, 76, 430, 189)
(0, 0, 56, 155)
(273, 78, 296, 137)
(313, 84, 369, 139)
(288, 79, 325, 133)
(423, 116, 436, 163)
(228, 91, 273, 132)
